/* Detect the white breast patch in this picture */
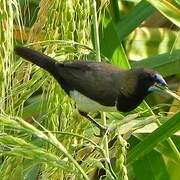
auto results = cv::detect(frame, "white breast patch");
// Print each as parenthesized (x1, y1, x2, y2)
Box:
(70, 90, 117, 112)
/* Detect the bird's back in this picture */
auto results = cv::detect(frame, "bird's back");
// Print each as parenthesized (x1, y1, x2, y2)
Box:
(55, 61, 125, 107)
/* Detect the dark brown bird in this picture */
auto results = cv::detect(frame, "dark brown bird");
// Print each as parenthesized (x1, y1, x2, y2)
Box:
(14, 47, 167, 131)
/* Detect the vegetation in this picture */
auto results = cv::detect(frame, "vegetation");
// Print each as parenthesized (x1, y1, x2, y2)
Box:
(0, 0, 180, 179)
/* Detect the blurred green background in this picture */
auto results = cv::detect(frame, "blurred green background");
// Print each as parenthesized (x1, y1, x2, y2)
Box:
(0, 0, 180, 179)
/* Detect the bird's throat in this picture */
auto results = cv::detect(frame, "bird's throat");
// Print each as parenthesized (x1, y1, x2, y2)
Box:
(116, 93, 145, 112)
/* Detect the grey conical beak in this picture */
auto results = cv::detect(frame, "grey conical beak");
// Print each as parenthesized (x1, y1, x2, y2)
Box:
(154, 74, 167, 86)
(148, 74, 167, 92)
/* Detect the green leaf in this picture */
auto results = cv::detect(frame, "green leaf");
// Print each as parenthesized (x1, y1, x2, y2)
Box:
(24, 164, 40, 180)
(133, 150, 170, 180)
(115, 0, 156, 41)
(146, 0, 180, 27)
(99, 17, 130, 68)
(111, 44, 131, 69)
(127, 112, 180, 165)
(135, 134, 180, 164)
(130, 135, 180, 180)
(22, 95, 46, 118)
(131, 49, 180, 76)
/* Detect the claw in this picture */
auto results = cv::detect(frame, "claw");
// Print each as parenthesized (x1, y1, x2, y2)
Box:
(94, 126, 109, 137)
(78, 110, 110, 136)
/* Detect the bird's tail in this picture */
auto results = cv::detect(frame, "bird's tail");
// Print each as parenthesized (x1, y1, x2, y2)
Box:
(14, 47, 57, 75)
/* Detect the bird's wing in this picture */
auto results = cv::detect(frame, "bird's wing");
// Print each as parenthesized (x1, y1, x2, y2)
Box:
(54, 61, 123, 106)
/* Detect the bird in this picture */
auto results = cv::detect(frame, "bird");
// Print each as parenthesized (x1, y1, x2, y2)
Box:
(14, 47, 167, 133)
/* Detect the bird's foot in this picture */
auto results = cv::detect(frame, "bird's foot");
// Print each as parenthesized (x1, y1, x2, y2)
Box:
(94, 126, 110, 137)
(78, 110, 111, 137)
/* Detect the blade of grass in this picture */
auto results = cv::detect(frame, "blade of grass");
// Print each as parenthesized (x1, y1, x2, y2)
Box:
(133, 150, 170, 180)
(127, 112, 180, 165)
(0, 134, 72, 171)
(114, 0, 156, 41)
(99, 16, 130, 68)
(0, 115, 89, 180)
(131, 49, 180, 77)
(92, 1, 116, 179)
(146, 0, 180, 27)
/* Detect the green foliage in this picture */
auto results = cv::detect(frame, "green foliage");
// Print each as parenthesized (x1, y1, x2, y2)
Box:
(0, 0, 179, 179)
(127, 112, 180, 165)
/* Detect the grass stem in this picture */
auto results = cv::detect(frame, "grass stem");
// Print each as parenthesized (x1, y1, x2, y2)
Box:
(92, 1, 117, 179)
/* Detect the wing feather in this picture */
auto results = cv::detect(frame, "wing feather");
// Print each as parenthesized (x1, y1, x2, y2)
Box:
(55, 61, 124, 106)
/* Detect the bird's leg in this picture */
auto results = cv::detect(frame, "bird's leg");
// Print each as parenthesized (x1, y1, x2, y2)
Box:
(78, 111, 108, 136)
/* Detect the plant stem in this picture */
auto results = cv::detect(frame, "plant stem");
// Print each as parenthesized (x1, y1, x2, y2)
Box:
(101, 112, 109, 158)
(164, 88, 180, 102)
(92, 1, 116, 179)
(92, 0, 101, 62)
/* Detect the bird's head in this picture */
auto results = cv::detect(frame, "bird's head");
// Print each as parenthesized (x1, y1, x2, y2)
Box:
(132, 68, 167, 96)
